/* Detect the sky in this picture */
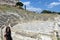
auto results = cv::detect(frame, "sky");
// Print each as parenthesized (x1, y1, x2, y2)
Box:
(20, 0, 60, 13)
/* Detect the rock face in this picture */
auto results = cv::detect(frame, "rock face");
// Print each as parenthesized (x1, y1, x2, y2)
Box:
(10, 21, 60, 40)
(0, 14, 20, 27)
(0, 0, 19, 5)
(0, 5, 60, 40)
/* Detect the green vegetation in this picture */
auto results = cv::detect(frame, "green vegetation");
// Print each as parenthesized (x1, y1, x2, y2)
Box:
(41, 10, 52, 13)
(57, 38, 60, 40)
(41, 10, 60, 14)
(16, 2, 23, 9)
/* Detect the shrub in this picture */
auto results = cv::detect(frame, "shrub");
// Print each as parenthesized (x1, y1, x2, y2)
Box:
(16, 2, 23, 8)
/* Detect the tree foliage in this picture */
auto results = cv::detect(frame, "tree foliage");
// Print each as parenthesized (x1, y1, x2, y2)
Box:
(16, 2, 23, 7)
(41, 10, 52, 13)
(41, 10, 60, 14)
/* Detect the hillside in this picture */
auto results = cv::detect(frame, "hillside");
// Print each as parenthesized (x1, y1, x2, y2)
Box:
(0, 5, 59, 26)
(0, 5, 60, 40)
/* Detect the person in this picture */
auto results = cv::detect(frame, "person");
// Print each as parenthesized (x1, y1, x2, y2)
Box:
(4, 27, 12, 40)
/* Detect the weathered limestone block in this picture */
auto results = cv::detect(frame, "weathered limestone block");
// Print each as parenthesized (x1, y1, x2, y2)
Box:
(52, 31, 57, 40)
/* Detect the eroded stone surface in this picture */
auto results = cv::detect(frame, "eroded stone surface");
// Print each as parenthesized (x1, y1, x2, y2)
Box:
(0, 0, 18, 5)
(0, 20, 60, 40)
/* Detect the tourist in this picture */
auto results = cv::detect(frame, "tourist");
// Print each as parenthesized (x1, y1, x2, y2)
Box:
(4, 27, 12, 40)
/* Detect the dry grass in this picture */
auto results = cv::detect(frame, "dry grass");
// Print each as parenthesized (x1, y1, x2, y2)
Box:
(0, 5, 59, 22)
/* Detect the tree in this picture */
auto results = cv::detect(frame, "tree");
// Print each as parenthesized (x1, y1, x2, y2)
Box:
(16, 2, 24, 8)
(41, 10, 52, 13)
(41, 10, 60, 14)
(58, 12, 60, 14)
